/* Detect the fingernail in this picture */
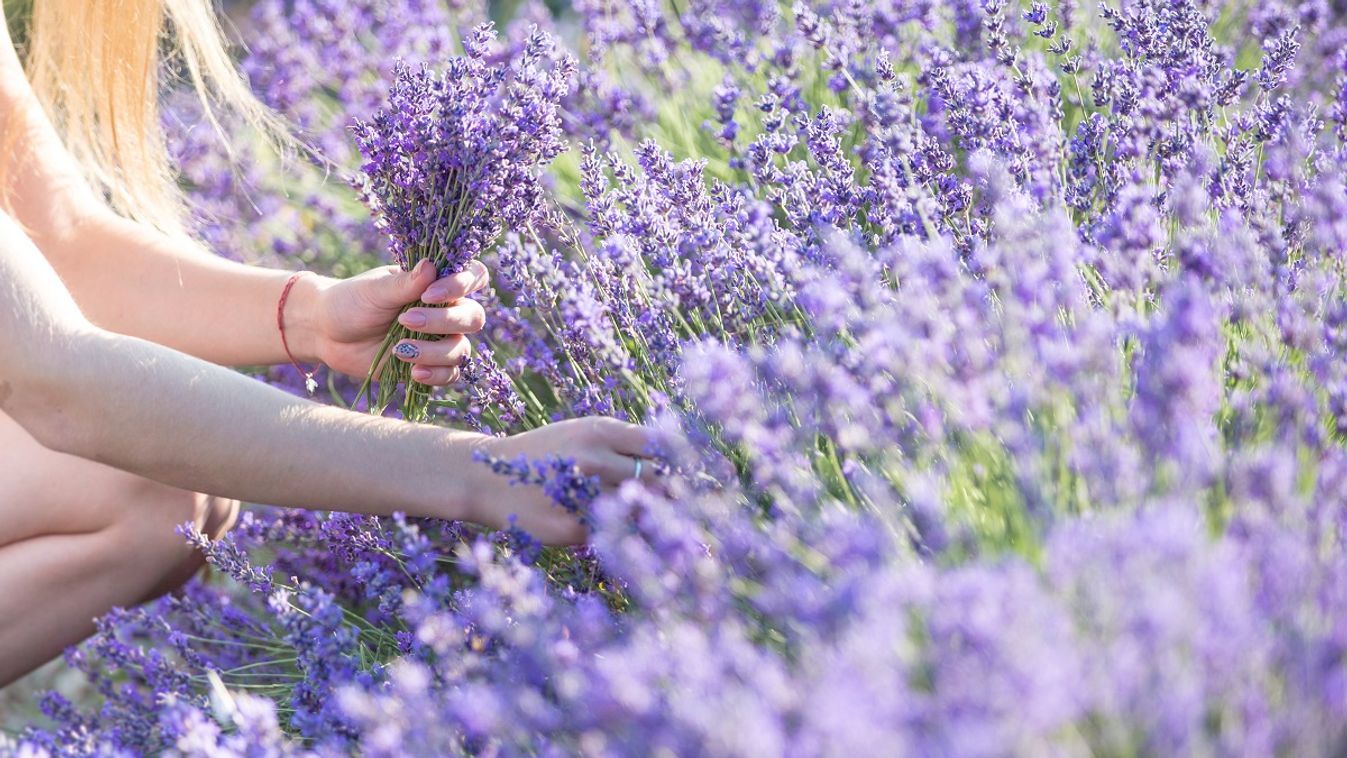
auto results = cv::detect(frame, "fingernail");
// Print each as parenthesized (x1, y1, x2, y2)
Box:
(411, 366, 432, 381)
(394, 343, 420, 360)
(400, 311, 427, 329)
(423, 283, 450, 303)
(412, 259, 430, 276)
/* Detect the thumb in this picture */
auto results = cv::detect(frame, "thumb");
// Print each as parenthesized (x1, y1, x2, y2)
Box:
(377, 259, 436, 306)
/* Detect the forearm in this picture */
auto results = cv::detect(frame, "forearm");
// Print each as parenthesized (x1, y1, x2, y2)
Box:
(37, 209, 331, 367)
(3, 20, 327, 368)
(49, 328, 481, 518)
(0, 210, 482, 521)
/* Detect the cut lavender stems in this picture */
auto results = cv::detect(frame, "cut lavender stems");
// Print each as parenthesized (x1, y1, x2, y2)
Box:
(351, 23, 573, 420)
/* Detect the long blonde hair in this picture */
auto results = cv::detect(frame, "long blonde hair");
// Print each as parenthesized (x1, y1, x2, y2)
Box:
(11, 0, 285, 233)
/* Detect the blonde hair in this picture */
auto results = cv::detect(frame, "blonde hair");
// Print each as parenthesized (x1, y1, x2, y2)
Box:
(12, 0, 286, 234)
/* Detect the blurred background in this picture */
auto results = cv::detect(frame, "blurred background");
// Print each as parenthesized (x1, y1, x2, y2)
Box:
(4, 0, 578, 43)
(218, 0, 572, 24)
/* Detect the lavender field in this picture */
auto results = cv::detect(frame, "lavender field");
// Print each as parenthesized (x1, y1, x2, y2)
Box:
(7, 0, 1347, 754)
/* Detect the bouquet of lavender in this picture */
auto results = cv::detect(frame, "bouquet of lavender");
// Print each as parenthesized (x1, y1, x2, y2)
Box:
(352, 24, 573, 420)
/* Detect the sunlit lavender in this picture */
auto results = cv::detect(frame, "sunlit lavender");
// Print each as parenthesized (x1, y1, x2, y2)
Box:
(9, 0, 1347, 754)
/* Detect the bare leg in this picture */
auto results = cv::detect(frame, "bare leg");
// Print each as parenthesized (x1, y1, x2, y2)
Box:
(0, 410, 238, 686)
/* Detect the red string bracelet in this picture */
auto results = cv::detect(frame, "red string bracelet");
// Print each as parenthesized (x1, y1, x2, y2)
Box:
(277, 271, 319, 396)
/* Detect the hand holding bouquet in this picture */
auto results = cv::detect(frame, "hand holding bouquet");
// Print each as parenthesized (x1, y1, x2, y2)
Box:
(352, 24, 573, 420)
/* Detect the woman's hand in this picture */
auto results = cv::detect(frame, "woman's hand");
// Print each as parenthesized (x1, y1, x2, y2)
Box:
(311, 260, 490, 384)
(462, 418, 663, 545)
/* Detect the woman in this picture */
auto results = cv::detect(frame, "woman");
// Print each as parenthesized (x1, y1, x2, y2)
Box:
(0, 1, 656, 686)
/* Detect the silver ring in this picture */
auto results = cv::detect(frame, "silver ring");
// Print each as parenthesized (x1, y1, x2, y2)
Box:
(633, 458, 643, 480)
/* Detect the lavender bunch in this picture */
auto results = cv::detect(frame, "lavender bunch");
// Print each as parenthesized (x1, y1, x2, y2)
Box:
(351, 23, 573, 419)
(164, 0, 471, 402)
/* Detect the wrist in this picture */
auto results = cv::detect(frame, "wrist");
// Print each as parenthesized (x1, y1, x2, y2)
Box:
(411, 429, 495, 524)
(280, 271, 336, 365)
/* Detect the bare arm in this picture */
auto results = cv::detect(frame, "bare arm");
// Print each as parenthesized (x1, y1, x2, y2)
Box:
(0, 10, 319, 367)
(0, 211, 656, 543)
(37, 210, 338, 366)
(0, 208, 483, 517)
(0, 10, 654, 544)
(0, 15, 479, 376)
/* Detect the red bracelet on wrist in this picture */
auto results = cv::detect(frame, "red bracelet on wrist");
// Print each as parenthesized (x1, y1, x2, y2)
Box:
(277, 271, 319, 396)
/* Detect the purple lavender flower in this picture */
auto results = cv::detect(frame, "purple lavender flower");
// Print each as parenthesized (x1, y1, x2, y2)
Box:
(352, 24, 574, 418)
(1129, 276, 1224, 495)
(474, 450, 602, 521)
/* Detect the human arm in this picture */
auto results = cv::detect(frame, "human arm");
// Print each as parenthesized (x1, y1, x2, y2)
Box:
(0, 209, 654, 544)
(29, 209, 488, 381)
(0, 14, 481, 383)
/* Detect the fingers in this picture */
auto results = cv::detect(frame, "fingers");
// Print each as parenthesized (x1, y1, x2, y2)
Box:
(378, 259, 438, 304)
(585, 420, 671, 496)
(587, 452, 663, 489)
(384, 259, 488, 388)
(592, 417, 659, 459)
(397, 298, 486, 336)
(565, 418, 664, 488)
(393, 334, 472, 386)
(421, 260, 490, 305)
(410, 365, 461, 386)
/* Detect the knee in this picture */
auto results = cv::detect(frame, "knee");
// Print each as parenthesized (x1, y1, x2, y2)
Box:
(102, 477, 237, 542)
(101, 480, 239, 582)
(100, 486, 240, 603)
(101, 476, 198, 541)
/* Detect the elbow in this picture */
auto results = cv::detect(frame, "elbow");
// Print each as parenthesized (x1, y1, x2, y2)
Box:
(18, 390, 84, 457)
(3, 331, 99, 457)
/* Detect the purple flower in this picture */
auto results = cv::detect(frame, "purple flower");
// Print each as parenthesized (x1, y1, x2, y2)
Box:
(351, 24, 574, 418)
